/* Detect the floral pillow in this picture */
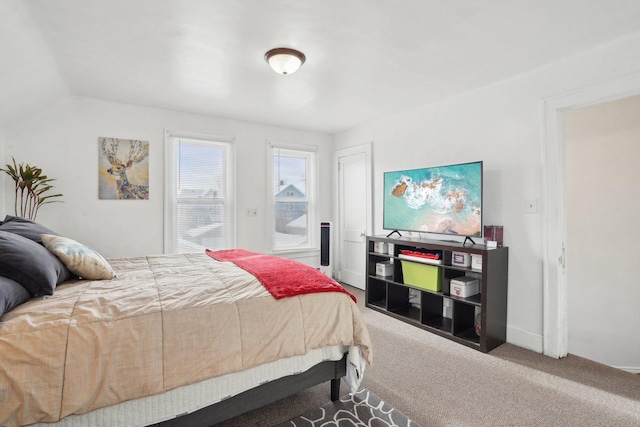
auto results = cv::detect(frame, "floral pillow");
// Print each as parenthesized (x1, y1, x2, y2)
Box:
(40, 234, 116, 280)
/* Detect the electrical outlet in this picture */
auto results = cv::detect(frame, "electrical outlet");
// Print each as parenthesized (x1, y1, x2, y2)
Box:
(246, 208, 257, 217)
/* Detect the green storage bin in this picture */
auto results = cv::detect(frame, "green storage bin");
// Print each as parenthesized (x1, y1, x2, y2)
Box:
(401, 260, 442, 292)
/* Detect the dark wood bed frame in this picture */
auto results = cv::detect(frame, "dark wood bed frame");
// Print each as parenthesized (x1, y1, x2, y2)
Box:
(152, 354, 347, 426)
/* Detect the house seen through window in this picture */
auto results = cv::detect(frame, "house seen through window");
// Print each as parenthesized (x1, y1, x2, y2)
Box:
(271, 144, 317, 252)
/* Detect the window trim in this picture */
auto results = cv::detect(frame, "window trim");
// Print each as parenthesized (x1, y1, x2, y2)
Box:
(164, 129, 236, 254)
(267, 140, 319, 254)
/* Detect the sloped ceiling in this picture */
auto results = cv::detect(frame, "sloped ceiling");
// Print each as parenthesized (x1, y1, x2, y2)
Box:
(3, 0, 640, 134)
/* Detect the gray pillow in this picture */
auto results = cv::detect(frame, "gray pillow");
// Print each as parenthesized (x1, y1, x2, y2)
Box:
(0, 276, 31, 317)
(0, 215, 60, 245)
(0, 231, 71, 296)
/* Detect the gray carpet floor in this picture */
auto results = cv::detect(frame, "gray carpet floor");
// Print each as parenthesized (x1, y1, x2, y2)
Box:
(217, 286, 640, 426)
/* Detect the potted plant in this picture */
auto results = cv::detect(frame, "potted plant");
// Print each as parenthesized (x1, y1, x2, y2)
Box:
(1, 158, 63, 220)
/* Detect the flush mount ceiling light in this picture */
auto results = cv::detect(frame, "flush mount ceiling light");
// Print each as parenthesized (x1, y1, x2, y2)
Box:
(264, 47, 306, 75)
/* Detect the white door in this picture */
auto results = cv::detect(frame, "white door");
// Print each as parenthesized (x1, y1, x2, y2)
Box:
(336, 144, 372, 290)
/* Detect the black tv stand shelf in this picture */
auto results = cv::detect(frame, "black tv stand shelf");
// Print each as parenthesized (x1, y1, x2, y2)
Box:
(366, 235, 508, 353)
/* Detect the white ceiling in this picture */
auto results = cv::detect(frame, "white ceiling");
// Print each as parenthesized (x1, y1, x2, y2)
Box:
(3, 0, 640, 134)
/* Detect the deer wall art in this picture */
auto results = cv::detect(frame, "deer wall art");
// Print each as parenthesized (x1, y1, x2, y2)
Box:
(99, 137, 150, 200)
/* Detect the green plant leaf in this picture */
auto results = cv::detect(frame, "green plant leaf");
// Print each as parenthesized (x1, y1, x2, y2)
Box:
(1, 158, 63, 220)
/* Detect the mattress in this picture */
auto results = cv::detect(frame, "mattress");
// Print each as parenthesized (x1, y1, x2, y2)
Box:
(31, 345, 350, 427)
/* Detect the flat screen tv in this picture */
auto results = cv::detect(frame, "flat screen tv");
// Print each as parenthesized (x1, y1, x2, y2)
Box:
(383, 161, 483, 238)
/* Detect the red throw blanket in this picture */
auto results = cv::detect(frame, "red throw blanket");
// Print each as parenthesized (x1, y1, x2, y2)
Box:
(206, 249, 356, 303)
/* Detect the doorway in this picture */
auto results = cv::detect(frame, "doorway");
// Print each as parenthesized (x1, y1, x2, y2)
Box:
(543, 73, 640, 366)
(335, 143, 372, 290)
(564, 95, 640, 372)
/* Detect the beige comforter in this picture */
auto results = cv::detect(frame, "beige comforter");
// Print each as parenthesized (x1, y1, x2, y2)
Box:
(0, 253, 372, 427)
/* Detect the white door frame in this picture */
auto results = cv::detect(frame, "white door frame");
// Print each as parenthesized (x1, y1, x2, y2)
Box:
(334, 143, 373, 284)
(543, 73, 640, 358)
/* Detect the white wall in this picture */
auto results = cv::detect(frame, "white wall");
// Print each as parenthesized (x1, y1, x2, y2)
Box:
(334, 32, 640, 353)
(2, 96, 333, 260)
(565, 95, 640, 371)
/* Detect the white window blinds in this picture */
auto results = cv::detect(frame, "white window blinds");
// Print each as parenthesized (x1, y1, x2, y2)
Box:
(164, 132, 235, 254)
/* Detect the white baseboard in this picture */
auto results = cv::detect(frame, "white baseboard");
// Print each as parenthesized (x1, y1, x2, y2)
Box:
(613, 366, 640, 374)
(506, 328, 640, 372)
(506, 325, 544, 354)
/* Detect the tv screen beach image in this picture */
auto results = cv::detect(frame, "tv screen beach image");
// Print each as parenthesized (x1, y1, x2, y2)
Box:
(383, 162, 482, 237)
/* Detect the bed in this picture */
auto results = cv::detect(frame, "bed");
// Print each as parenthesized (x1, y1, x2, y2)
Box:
(0, 218, 372, 427)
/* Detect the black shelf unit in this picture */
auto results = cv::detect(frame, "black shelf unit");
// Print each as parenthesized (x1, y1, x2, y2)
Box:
(365, 235, 508, 352)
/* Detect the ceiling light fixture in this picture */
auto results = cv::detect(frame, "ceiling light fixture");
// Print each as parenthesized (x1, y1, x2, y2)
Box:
(264, 48, 306, 75)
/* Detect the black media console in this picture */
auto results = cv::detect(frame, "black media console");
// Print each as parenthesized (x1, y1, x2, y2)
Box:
(366, 235, 508, 353)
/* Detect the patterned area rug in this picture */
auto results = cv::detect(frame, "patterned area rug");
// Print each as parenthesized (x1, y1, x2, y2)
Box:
(279, 389, 421, 427)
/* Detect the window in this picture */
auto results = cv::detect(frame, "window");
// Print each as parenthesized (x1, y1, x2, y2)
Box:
(268, 142, 318, 252)
(164, 131, 235, 254)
